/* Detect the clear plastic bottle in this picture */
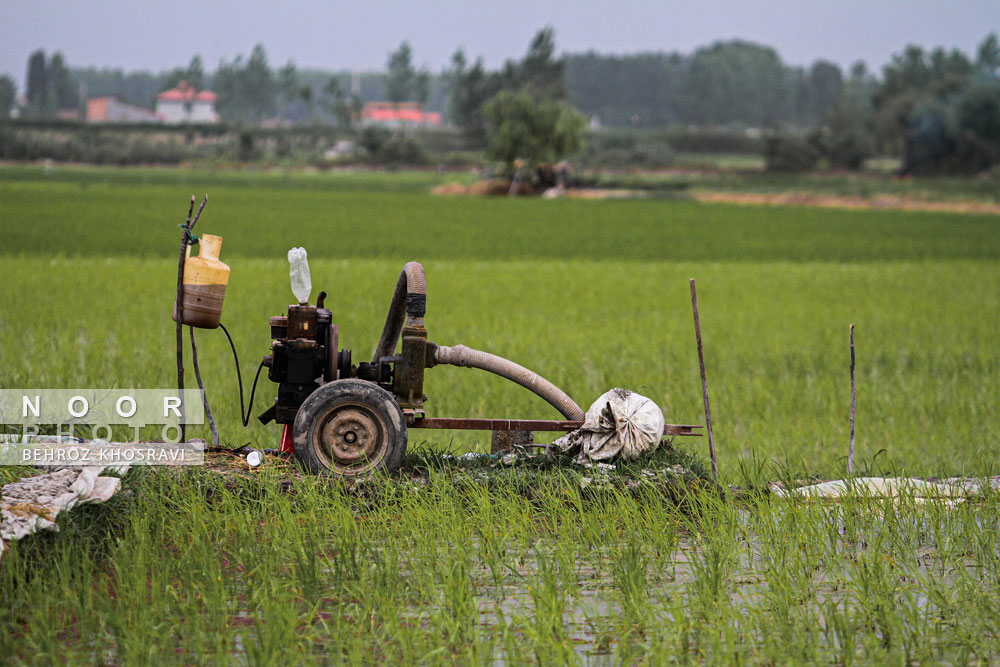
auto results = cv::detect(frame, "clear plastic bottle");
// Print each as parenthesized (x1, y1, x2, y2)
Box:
(288, 247, 312, 304)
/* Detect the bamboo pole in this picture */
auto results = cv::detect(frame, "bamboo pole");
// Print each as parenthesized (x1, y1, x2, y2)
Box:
(690, 278, 717, 480)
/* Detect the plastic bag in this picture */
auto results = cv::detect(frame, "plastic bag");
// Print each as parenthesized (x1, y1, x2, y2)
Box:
(769, 477, 969, 504)
(288, 247, 312, 304)
(551, 388, 665, 462)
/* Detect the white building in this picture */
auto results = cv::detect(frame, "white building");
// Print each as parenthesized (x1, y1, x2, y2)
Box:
(86, 96, 160, 123)
(156, 82, 218, 124)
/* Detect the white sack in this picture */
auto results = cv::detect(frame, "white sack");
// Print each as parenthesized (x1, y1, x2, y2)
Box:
(0, 466, 123, 562)
(552, 388, 665, 462)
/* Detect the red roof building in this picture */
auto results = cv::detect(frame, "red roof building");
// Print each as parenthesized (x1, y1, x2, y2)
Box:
(155, 81, 218, 124)
(361, 102, 442, 128)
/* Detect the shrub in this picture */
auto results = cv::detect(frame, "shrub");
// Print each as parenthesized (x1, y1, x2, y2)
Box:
(0, 125, 200, 164)
(764, 134, 821, 172)
(659, 126, 764, 154)
(576, 129, 675, 169)
(357, 126, 429, 165)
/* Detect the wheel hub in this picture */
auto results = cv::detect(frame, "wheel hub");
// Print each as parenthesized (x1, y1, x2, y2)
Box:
(316, 404, 387, 472)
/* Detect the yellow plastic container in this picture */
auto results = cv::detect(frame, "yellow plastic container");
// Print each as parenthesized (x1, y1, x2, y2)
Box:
(173, 234, 230, 329)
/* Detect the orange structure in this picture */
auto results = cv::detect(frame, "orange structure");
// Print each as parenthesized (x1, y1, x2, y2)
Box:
(361, 102, 442, 127)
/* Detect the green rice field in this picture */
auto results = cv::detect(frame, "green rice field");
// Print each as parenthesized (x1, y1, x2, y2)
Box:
(1, 165, 998, 663)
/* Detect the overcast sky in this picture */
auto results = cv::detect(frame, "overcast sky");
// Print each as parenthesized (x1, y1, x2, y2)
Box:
(2, 0, 996, 87)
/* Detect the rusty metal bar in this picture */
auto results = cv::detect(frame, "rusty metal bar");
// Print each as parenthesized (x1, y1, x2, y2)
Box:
(663, 424, 703, 436)
(408, 418, 578, 431)
(406, 416, 702, 436)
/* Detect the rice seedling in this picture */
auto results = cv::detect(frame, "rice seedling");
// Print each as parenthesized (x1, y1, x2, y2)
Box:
(1, 165, 997, 662)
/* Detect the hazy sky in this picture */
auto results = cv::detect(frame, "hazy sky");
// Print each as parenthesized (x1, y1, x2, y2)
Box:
(2, 0, 996, 87)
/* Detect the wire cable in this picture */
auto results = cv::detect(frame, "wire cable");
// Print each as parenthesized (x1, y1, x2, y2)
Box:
(219, 322, 265, 428)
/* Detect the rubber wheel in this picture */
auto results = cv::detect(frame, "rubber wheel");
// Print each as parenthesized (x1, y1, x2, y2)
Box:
(293, 379, 407, 476)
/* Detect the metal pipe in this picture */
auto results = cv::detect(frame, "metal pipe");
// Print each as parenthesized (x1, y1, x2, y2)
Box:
(372, 261, 426, 363)
(371, 262, 582, 421)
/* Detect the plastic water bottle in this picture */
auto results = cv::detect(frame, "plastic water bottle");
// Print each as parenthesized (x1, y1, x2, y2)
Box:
(288, 247, 312, 304)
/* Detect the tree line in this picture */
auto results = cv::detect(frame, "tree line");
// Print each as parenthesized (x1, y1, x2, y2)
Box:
(2, 30, 997, 174)
(567, 43, 844, 128)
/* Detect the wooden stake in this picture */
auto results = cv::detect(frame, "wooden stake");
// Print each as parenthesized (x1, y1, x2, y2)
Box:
(190, 326, 219, 448)
(175, 196, 195, 442)
(175, 195, 207, 443)
(690, 278, 717, 480)
(848, 324, 856, 475)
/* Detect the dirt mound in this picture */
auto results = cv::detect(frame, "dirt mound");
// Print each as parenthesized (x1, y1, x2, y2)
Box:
(432, 179, 516, 196)
(694, 191, 1000, 214)
(564, 188, 645, 199)
(432, 181, 645, 199)
(430, 182, 471, 196)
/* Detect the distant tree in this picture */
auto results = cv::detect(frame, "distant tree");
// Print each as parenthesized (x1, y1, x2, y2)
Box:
(810, 60, 877, 170)
(23, 50, 76, 116)
(69, 67, 163, 108)
(245, 44, 276, 120)
(0, 75, 15, 118)
(159, 55, 205, 93)
(444, 48, 466, 109)
(873, 42, 973, 153)
(323, 75, 361, 128)
(565, 51, 685, 126)
(950, 82, 1000, 172)
(48, 52, 77, 110)
(446, 29, 568, 145)
(26, 50, 49, 116)
(444, 48, 498, 144)
(159, 69, 182, 93)
(278, 60, 299, 117)
(386, 41, 415, 105)
(871, 34, 999, 174)
(212, 59, 241, 118)
(805, 60, 843, 123)
(845, 61, 877, 100)
(679, 40, 791, 126)
(878, 45, 930, 98)
(187, 55, 205, 90)
(349, 91, 364, 125)
(815, 95, 875, 169)
(414, 67, 431, 107)
(517, 27, 566, 99)
(975, 32, 999, 76)
(213, 44, 276, 123)
(900, 103, 954, 173)
(298, 84, 316, 121)
(484, 89, 585, 172)
(874, 44, 971, 113)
